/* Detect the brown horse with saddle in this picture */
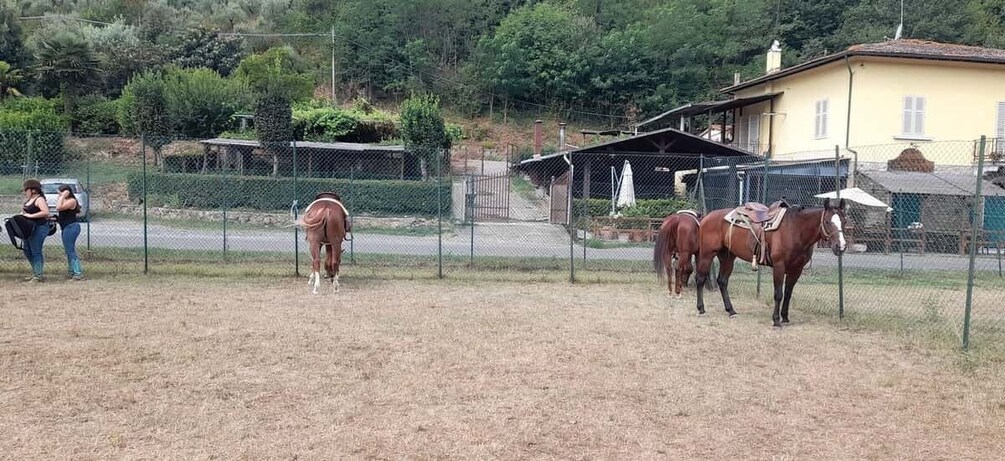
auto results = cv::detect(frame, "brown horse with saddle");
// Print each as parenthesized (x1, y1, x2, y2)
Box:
(694, 197, 848, 327)
(297, 192, 351, 294)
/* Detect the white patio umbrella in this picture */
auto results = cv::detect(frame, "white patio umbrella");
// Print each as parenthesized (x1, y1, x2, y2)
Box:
(616, 160, 636, 208)
(814, 187, 893, 212)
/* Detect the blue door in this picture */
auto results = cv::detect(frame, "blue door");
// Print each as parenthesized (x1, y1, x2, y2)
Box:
(984, 196, 1005, 244)
(892, 193, 922, 251)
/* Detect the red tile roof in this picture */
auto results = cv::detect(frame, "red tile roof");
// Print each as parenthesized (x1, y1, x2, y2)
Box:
(848, 39, 1005, 62)
(723, 39, 1005, 93)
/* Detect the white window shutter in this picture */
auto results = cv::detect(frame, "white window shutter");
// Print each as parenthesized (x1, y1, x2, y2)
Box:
(822, 100, 828, 138)
(749, 115, 760, 152)
(996, 102, 1005, 139)
(915, 97, 925, 135)
(902, 97, 913, 135)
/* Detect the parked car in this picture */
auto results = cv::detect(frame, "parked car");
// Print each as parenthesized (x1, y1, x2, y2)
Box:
(40, 178, 89, 221)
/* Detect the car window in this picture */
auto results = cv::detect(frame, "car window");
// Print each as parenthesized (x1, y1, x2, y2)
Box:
(42, 184, 62, 194)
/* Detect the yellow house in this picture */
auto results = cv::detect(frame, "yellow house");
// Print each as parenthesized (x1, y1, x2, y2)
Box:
(639, 39, 1005, 166)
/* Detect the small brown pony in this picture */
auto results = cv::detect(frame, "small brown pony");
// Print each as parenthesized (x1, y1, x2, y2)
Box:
(297, 192, 350, 294)
(653, 209, 714, 298)
(694, 198, 847, 326)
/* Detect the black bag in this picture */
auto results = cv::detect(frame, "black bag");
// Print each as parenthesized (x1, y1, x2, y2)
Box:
(4, 215, 33, 250)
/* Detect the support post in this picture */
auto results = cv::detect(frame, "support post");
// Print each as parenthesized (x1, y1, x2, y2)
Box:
(836, 145, 845, 320)
(963, 136, 987, 350)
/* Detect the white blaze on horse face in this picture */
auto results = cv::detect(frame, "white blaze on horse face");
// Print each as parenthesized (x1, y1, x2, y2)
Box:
(831, 214, 846, 251)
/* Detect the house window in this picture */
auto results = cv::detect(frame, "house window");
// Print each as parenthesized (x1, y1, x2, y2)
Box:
(815, 99, 828, 139)
(902, 96, 926, 137)
(747, 114, 760, 152)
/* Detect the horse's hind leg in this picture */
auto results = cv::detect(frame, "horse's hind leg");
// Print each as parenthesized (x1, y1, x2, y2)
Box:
(331, 244, 343, 294)
(716, 252, 738, 317)
(324, 244, 335, 279)
(309, 242, 322, 295)
(695, 251, 715, 315)
(673, 254, 684, 299)
(669, 255, 678, 298)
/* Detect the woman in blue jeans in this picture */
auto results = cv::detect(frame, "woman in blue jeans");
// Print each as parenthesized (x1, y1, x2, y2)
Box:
(56, 184, 84, 281)
(20, 179, 50, 282)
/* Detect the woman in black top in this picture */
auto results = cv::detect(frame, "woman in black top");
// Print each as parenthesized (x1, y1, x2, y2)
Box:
(56, 184, 84, 281)
(20, 179, 50, 282)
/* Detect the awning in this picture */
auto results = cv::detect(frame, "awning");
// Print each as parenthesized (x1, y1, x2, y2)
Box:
(635, 92, 783, 131)
(815, 187, 893, 212)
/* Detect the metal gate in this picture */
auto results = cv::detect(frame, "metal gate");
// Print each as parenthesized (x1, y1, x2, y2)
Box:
(467, 174, 511, 221)
(549, 171, 570, 224)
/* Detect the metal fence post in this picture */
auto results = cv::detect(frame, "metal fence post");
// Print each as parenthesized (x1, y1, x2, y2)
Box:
(437, 148, 444, 279)
(835, 145, 845, 320)
(757, 157, 769, 297)
(86, 148, 91, 252)
(349, 165, 355, 264)
(222, 156, 228, 261)
(963, 135, 987, 350)
(293, 141, 299, 277)
(567, 150, 575, 283)
(141, 134, 149, 274)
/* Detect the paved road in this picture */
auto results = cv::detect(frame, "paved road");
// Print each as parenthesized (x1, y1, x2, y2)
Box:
(53, 219, 1005, 273)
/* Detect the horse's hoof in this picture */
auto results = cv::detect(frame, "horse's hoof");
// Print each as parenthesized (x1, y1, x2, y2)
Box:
(772, 323, 782, 328)
(729, 313, 738, 319)
(782, 319, 790, 324)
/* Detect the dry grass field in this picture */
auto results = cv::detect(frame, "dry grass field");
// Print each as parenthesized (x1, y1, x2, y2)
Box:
(2, 275, 1004, 459)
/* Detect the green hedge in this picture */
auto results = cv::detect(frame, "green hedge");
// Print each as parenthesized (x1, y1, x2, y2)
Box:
(574, 198, 697, 219)
(128, 172, 451, 216)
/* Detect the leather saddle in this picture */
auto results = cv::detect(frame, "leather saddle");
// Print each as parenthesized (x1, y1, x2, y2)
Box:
(724, 198, 791, 270)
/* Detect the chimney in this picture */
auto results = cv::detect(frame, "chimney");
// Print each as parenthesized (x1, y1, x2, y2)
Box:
(533, 120, 543, 158)
(734, 72, 741, 85)
(766, 40, 782, 74)
(558, 122, 566, 151)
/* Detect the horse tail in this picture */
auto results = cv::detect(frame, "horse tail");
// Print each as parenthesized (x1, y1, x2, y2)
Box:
(653, 228, 666, 282)
(653, 217, 675, 282)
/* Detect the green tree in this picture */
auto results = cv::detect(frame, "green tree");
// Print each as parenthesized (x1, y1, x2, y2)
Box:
(126, 71, 172, 167)
(0, 2, 27, 67)
(400, 93, 452, 181)
(0, 60, 23, 99)
(163, 66, 248, 138)
(169, 26, 247, 76)
(472, 3, 597, 116)
(32, 31, 101, 117)
(966, 0, 1005, 48)
(236, 47, 314, 176)
(80, 20, 165, 97)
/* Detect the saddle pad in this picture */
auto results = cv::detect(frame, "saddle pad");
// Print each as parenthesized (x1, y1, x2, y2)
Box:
(723, 207, 788, 232)
(302, 197, 349, 218)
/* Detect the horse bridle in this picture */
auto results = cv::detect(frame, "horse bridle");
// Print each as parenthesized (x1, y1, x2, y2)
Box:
(818, 210, 843, 242)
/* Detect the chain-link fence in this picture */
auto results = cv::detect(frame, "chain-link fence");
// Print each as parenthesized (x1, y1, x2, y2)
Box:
(2, 130, 1002, 353)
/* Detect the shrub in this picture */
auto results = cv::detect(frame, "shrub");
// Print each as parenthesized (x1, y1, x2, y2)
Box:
(163, 66, 248, 138)
(128, 172, 452, 216)
(291, 99, 399, 143)
(73, 94, 119, 134)
(574, 198, 697, 219)
(0, 97, 68, 172)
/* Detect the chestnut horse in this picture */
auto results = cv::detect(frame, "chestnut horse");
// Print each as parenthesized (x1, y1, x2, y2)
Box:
(694, 198, 847, 326)
(297, 192, 350, 294)
(653, 209, 713, 298)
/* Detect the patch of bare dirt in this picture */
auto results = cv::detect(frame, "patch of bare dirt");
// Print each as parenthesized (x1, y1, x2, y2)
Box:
(1, 277, 1002, 459)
